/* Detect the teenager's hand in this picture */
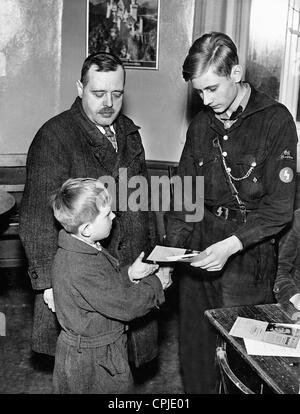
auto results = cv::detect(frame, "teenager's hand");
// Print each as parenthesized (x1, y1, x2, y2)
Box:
(43, 288, 56, 312)
(290, 293, 300, 311)
(191, 236, 242, 271)
(128, 252, 159, 282)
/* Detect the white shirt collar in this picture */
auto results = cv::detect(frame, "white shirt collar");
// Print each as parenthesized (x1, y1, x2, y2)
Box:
(97, 124, 116, 135)
(71, 233, 102, 251)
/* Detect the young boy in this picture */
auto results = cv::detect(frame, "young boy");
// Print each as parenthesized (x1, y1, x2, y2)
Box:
(51, 177, 171, 394)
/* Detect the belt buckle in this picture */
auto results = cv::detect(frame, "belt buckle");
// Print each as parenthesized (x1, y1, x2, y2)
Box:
(216, 206, 229, 220)
(239, 204, 247, 223)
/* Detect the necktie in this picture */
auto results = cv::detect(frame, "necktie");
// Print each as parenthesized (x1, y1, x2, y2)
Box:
(103, 126, 118, 152)
(229, 105, 243, 121)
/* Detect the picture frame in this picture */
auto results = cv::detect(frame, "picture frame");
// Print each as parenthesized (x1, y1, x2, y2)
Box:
(86, 0, 160, 70)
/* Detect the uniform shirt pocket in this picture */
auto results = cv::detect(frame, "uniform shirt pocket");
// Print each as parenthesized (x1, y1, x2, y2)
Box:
(231, 150, 267, 200)
(195, 155, 225, 200)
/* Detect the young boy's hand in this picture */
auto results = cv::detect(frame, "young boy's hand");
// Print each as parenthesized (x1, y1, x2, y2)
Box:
(128, 252, 159, 283)
(155, 267, 173, 290)
(290, 293, 300, 311)
(43, 288, 56, 312)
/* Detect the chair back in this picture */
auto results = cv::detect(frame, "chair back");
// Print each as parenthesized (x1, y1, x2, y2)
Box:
(216, 342, 256, 394)
(0, 153, 27, 267)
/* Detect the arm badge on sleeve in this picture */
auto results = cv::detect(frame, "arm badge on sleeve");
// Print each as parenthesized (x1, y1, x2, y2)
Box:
(279, 167, 294, 183)
(279, 150, 294, 160)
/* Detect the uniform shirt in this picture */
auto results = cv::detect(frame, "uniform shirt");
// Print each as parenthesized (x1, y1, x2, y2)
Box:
(165, 86, 298, 251)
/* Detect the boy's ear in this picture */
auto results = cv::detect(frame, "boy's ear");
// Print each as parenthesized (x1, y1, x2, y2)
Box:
(231, 65, 243, 83)
(78, 222, 92, 238)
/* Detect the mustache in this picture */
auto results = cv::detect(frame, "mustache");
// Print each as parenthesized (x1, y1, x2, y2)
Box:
(99, 109, 115, 115)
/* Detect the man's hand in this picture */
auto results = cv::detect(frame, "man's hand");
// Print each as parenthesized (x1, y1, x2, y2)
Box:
(191, 235, 242, 271)
(43, 288, 56, 312)
(155, 266, 173, 290)
(290, 293, 300, 311)
(128, 252, 159, 282)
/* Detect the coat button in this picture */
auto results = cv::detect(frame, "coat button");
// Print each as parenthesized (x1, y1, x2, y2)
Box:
(223, 135, 229, 141)
(31, 271, 38, 279)
(118, 242, 126, 250)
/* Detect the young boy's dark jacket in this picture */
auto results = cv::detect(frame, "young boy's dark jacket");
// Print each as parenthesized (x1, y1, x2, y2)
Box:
(52, 230, 164, 338)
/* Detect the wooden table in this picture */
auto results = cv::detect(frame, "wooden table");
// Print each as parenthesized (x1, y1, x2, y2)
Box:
(205, 303, 300, 394)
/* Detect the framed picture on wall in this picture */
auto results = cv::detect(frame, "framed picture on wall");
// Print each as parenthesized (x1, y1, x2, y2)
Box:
(86, 0, 160, 69)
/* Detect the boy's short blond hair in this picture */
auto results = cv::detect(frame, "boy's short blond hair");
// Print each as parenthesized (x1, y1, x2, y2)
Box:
(51, 178, 112, 234)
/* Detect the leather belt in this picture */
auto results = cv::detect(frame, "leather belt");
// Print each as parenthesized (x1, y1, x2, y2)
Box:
(205, 204, 251, 222)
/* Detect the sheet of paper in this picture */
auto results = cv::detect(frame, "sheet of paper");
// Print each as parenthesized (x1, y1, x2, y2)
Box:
(244, 324, 300, 356)
(229, 317, 300, 348)
(146, 245, 206, 263)
(146, 245, 187, 263)
(229, 316, 268, 339)
(166, 250, 207, 263)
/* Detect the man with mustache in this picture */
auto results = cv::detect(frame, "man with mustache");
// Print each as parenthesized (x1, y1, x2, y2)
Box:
(19, 52, 160, 378)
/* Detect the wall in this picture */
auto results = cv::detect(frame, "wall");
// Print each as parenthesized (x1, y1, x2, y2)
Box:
(124, 0, 195, 162)
(59, 0, 87, 113)
(0, 0, 63, 153)
(0, 0, 195, 163)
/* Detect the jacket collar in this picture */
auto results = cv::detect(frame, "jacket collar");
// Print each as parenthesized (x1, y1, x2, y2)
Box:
(70, 97, 107, 147)
(58, 229, 100, 255)
(239, 85, 278, 118)
(70, 97, 140, 145)
(207, 85, 278, 133)
(57, 229, 120, 268)
(70, 98, 142, 176)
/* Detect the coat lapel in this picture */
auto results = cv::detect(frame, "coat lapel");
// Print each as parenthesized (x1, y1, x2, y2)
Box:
(70, 98, 143, 178)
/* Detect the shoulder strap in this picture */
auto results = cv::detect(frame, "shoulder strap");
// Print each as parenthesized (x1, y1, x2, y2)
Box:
(212, 136, 247, 222)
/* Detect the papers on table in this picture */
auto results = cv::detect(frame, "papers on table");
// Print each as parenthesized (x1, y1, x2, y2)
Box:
(230, 317, 300, 356)
(244, 335, 300, 357)
(146, 245, 206, 263)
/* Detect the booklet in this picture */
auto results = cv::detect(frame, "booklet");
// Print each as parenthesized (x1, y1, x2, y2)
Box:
(145, 245, 207, 263)
(229, 317, 300, 349)
(243, 326, 300, 357)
